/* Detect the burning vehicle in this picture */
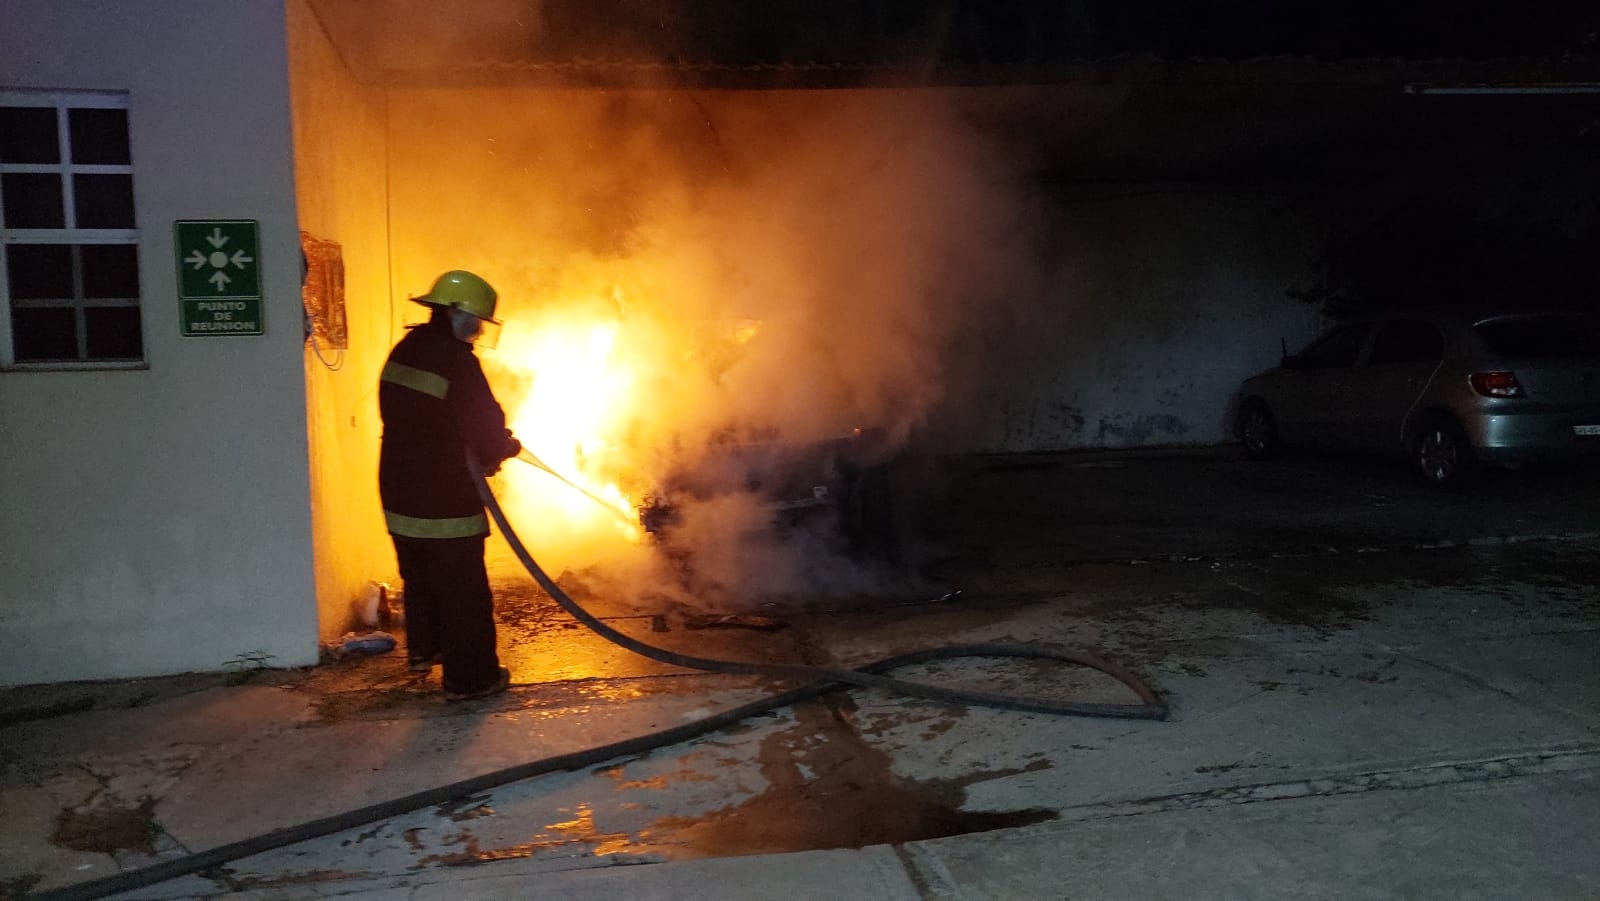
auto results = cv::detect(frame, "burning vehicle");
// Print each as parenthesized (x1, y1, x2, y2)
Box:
(624, 316, 901, 560)
(637, 425, 899, 561)
(482, 306, 906, 604)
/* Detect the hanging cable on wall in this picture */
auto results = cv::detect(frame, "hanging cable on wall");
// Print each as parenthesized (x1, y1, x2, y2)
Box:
(307, 332, 346, 371)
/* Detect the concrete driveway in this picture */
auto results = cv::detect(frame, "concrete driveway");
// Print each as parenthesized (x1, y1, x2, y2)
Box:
(2, 448, 1597, 900)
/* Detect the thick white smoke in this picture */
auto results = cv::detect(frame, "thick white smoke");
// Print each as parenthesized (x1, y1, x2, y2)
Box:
(386, 86, 1049, 605)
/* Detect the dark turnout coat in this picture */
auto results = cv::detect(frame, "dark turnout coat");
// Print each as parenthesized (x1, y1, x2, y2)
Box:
(378, 316, 516, 539)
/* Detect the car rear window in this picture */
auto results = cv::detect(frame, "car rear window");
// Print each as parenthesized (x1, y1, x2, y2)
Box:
(1474, 316, 1600, 358)
(1369, 319, 1444, 365)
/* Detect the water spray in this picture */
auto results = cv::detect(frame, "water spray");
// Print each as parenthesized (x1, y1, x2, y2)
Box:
(514, 447, 638, 528)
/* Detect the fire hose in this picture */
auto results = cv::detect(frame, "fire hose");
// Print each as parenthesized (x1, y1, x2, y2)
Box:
(35, 458, 1166, 901)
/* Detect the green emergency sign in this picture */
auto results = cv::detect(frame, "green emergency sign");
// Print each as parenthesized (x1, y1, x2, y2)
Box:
(174, 219, 263, 336)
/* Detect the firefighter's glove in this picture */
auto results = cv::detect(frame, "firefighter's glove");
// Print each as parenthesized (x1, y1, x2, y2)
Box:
(503, 432, 522, 462)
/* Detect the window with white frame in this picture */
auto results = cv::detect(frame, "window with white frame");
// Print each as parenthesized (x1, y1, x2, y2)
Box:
(0, 90, 142, 366)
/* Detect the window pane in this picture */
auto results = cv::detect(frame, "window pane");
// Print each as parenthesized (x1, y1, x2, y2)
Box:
(1300, 323, 1369, 369)
(81, 244, 140, 297)
(1476, 316, 1599, 358)
(69, 107, 130, 165)
(12, 307, 77, 361)
(85, 306, 142, 359)
(0, 106, 60, 163)
(5, 244, 73, 298)
(2, 172, 66, 228)
(73, 174, 135, 228)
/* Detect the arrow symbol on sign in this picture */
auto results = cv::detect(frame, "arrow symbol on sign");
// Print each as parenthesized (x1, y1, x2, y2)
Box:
(186, 249, 209, 270)
(209, 270, 232, 291)
(206, 228, 229, 249)
(229, 250, 253, 269)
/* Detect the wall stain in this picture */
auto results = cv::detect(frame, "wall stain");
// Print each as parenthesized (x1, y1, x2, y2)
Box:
(1096, 414, 1192, 444)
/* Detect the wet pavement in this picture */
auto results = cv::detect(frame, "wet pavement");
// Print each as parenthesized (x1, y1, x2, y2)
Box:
(2, 448, 1598, 900)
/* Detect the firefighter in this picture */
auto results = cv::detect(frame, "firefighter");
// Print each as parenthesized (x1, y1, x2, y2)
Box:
(378, 269, 521, 701)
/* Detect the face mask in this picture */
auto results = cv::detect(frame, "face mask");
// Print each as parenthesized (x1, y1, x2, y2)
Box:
(449, 308, 501, 348)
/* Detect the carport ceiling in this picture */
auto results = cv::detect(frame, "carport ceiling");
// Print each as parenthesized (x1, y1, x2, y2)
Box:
(304, 1, 1600, 182)
(307, 1, 1600, 89)
(307, 0, 959, 87)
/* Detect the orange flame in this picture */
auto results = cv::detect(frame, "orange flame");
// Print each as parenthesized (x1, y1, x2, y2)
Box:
(493, 309, 642, 545)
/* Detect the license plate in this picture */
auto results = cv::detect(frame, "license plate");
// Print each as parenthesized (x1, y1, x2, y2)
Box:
(1576, 425, 1600, 437)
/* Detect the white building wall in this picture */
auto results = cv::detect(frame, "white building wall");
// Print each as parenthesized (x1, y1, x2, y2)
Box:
(287, 0, 399, 642)
(0, 0, 318, 684)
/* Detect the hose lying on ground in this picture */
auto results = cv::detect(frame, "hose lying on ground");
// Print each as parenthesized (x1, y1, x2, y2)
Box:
(33, 464, 1166, 901)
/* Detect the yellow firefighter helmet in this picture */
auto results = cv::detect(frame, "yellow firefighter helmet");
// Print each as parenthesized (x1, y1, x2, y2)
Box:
(412, 270, 499, 323)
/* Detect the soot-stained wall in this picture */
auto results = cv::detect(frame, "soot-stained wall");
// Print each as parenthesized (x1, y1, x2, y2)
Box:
(947, 183, 1323, 453)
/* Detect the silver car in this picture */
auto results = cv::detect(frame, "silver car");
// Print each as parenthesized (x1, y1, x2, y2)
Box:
(1235, 308, 1600, 485)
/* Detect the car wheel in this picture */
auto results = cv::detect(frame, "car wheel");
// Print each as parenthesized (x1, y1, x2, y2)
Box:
(1240, 401, 1283, 460)
(1412, 418, 1479, 487)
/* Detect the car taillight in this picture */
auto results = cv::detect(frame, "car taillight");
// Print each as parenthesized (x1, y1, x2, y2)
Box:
(1469, 371, 1525, 398)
